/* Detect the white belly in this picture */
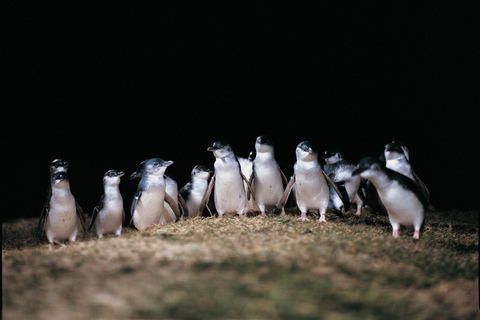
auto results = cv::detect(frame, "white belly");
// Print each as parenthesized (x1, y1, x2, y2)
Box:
(378, 183, 424, 228)
(254, 165, 284, 210)
(96, 197, 124, 236)
(295, 172, 329, 212)
(46, 197, 78, 242)
(133, 188, 165, 230)
(214, 171, 246, 215)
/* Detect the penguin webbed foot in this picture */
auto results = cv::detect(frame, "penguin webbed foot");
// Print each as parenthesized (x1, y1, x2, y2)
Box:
(318, 214, 326, 223)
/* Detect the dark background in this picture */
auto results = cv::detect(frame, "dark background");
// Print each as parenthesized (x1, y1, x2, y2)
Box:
(5, 2, 479, 223)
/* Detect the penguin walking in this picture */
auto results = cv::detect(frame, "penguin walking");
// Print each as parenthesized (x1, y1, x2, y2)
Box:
(204, 140, 254, 218)
(352, 157, 430, 239)
(89, 170, 125, 238)
(179, 165, 214, 218)
(281, 141, 342, 222)
(130, 158, 179, 231)
(323, 148, 363, 215)
(39, 172, 86, 244)
(249, 135, 287, 216)
(384, 141, 433, 207)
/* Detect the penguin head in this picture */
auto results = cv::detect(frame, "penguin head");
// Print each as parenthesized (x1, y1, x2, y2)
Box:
(296, 141, 318, 162)
(192, 165, 213, 180)
(103, 169, 124, 185)
(51, 172, 69, 188)
(322, 148, 343, 164)
(255, 135, 274, 153)
(207, 140, 234, 158)
(352, 157, 385, 179)
(131, 158, 173, 179)
(384, 141, 408, 162)
(50, 159, 69, 174)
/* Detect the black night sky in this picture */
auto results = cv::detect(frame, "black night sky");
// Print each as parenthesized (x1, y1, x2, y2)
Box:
(5, 2, 479, 222)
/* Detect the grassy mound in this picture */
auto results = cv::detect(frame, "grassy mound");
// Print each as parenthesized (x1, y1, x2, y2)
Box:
(2, 209, 478, 319)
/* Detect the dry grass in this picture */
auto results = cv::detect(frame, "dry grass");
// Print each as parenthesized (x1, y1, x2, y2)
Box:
(2, 209, 479, 319)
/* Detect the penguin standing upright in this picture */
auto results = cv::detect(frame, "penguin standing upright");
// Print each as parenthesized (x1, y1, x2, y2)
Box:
(352, 157, 430, 238)
(250, 135, 287, 216)
(179, 165, 213, 218)
(205, 140, 254, 217)
(39, 172, 86, 243)
(281, 141, 342, 222)
(130, 158, 179, 230)
(89, 170, 125, 238)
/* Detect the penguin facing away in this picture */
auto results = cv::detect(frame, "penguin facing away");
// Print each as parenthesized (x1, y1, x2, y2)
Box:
(130, 158, 179, 231)
(89, 170, 125, 238)
(179, 165, 214, 218)
(238, 153, 260, 215)
(249, 135, 288, 216)
(352, 157, 430, 239)
(39, 172, 87, 244)
(204, 140, 255, 217)
(280, 141, 343, 222)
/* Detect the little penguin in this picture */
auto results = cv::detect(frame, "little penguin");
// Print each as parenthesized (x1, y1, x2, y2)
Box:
(205, 140, 254, 217)
(322, 148, 363, 215)
(281, 141, 342, 222)
(39, 172, 86, 244)
(238, 152, 260, 215)
(130, 158, 179, 231)
(249, 135, 288, 216)
(384, 141, 433, 207)
(352, 157, 430, 239)
(89, 170, 125, 238)
(179, 165, 214, 218)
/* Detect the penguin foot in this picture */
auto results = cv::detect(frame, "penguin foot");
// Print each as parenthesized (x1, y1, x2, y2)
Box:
(298, 212, 309, 221)
(393, 229, 400, 238)
(259, 212, 267, 218)
(280, 209, 287, 217)
(413, 230, 420, 239)
(318, 215, 326, 223)
(355, 206, 362, 216)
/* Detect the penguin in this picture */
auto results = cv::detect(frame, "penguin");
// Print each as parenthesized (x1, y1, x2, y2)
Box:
(130, 158, 179, 231)
(89, 170, 125, 238)
(130, 160, 186, 221)
(322, 148, 364, 215)
(281, 141, 343, 222)
(384, 141, 432, 207)
(204, 140, 254, 217)
(238, 152, 260, 215)
(179, 165, 214, 218)
(249, 135, 287, 216)
(352, 157, 430, 238)
(38, 172, 86, 244)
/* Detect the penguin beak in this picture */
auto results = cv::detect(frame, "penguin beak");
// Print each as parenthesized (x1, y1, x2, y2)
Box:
(130, 172, 141, 180)
(117, 172, 125, 177)
(163, 160, 174, 167)
(207, 146, 217, 151)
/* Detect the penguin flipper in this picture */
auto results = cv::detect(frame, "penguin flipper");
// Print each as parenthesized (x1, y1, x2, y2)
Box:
(412, 171, 434, 210)
(323, 172, 343, 201)
(279, 167, 288, 187)
(178, 194, 188, 219)
(164, 193, 181, 220)
(130, 190, 142, 226)
(280, 175, 296, 210)
(198, 174, 215, 217)
(89, 195, 105, 231)
(38, 201, 49, 236)
(75, 202, 87, 233)
(246, 168, 254, 201)
(241, 172, 255, 201)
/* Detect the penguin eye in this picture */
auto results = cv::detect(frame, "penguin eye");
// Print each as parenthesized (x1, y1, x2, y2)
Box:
(153, 162, 159, 167)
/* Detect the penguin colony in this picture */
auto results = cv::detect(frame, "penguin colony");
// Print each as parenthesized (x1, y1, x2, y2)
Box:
(39, 137, 434, 242)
